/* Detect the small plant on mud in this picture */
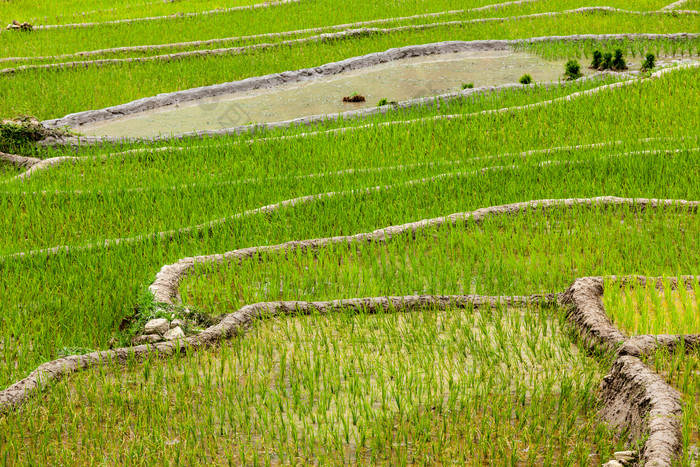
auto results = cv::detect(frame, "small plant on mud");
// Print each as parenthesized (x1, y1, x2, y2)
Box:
(564, 60, 582, 80)
(641, 53, 656, 72)
(611, 48, 628, 71)
(342, 93, 365, 103)
(377, 98, 389, 106)
(519, 74, 532, 85)
(461, 82, 474, 90)
(590, 50, 603, 69)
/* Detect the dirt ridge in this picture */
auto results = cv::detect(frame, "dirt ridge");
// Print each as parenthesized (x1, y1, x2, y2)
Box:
(0, 152, 42, 169)
(561, 275, 700, 465)
(39, 33, 700, 133)
(149, 197, 699, 304)
(6, 9, 699, 76)
(2, 195, 699, 464)
(0, 0, 540, 64)
(0, 293, 555, 415)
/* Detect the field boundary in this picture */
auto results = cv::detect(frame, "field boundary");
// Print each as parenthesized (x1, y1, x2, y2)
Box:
(5, 8, 698, 76)
(0, 0, 540, 64)
(40, 33, 700, 132)
(14, 0, 302, 31)
(2, 196, 699, 463)
(0, 152, 41, 169)
(0, 293, 556, 415)
(149, 197, 699, 304)
(561, 275, 700, 465)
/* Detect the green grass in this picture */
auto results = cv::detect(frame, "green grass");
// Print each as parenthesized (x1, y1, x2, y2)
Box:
(0, 0, 688, 62)
(2, 12, 699, 120)
(1, 66, 699, 388)
(0, 161, 22, 180)
(604, 282, 700, 334)
(2, 1, 700, 462)
(0, 0, 272, 26)
(0, 305, 625, 465)
(643, 346, 700, 466)
(0, 0, 678, 59)
(180, 205, 700, 313)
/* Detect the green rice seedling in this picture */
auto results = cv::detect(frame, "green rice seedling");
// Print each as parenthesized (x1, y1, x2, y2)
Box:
(377, 98, 389, 106)
(642, 346, 700, 465)
(3, 14, 700, 119)
(0, 304, 626, 465)
(461, 82, 474, 89)
(600, 51, 613, 70)
(519, 73, 533, 84)
(612, 48, 628, 71)
(603, 279, 700, 334)
(590, 50, 603, 69)
(180, 203, 700, 316)
(1, 66, 699, 389)
(564, 59, 582, 80)
(641, 52, 656, 72)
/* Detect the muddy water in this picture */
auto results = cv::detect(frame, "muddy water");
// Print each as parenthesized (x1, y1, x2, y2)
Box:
(80, 51, 593, 138)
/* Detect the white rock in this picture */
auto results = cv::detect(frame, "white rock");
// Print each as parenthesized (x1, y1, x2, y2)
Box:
(164, 326, 185, 341)
(170, 319, 185, 329)
(133, 334, 163, 345)
(144, 318, 169, 335)
(602, 461, 624, 467)
(613, 450, 637, 465)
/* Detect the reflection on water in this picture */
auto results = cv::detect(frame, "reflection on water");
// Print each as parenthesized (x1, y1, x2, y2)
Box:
(81, 51, 594, 138)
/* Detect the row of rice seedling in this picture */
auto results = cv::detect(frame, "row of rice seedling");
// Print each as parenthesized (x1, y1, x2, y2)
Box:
(0, 0, 519, 58)
(642, 346, 700, 465)
(3, 149, 699, 389)
(179, 203, 700, 312)
(2, 0, 678, 59)
(0, 304, 624, 465)
(0, 0, 271, 26)
(4, 74, 638, 173)
(604, 281, 700, 334)
(1, 136, 694, 256)
(2, 12, 698, 119)
(519, 34, 700, 60)
(0, 65, 698, 387)
(4, 0, 688, 65)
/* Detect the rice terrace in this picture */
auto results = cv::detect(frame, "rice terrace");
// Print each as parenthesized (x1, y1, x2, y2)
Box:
(1, 0, 700, 465)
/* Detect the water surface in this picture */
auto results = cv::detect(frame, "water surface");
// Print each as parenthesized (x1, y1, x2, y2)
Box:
(80, 51, 594, 138)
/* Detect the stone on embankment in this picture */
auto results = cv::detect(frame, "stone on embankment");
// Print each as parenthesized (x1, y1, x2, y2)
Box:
(144, 318, 169, 335)
(602, 461, 624, 467)
(132, 334, 163, 345)
(164, 326, 185, 341)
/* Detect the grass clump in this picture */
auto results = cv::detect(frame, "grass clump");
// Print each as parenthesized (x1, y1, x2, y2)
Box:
(519, 74, 532, 85)
(461, 82, 474, 89)
(611, 48, 628, 71)
(564, 59, 582, 80)
(641, 53, 656, 72)
(0, 117, 46, 154)
(590, 50, 603, 69)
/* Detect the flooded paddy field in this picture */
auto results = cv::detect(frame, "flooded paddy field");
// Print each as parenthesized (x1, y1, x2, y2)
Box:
(79, 50, 593, 138)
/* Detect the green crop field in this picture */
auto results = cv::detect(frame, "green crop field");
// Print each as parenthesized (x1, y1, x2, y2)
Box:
(1, 0, 699, 464)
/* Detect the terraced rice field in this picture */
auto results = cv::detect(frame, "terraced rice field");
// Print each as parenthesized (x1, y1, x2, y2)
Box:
(1, 0, 700, 465)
